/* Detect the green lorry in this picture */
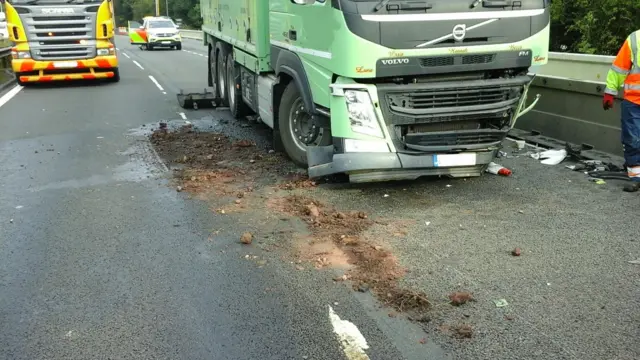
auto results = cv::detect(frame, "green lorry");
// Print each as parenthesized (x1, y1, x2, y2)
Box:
(198, 0, 550, 183)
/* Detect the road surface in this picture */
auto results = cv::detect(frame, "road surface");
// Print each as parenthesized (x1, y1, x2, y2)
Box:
(0, 37, 441, 360)
(1, 36, 638, 360)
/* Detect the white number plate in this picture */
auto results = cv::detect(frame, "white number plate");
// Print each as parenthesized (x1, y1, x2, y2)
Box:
(433, 153, 477, 167)
(53, 61, 77, 68)
(162, 41, 171, 44)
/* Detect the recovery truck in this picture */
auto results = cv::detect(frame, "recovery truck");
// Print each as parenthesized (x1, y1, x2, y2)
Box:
(2, 0, 119, 85)
(195, 0, 550, 183)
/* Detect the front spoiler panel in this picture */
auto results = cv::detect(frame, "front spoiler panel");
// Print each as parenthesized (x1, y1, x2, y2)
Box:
(12, 56, 118, 82)
(307, 145, 498, 183)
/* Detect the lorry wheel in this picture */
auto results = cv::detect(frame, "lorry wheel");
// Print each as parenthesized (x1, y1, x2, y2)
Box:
(208, 44, 216, 90)
(148, 44, 154, 51)
(15, 73, 27, 86)
(226, 53, 251, 119)
(216, 47, 229, 107)
(109, 68, 120, 83)
(278, 82, 332, 168)
(176, 43, 182, 51)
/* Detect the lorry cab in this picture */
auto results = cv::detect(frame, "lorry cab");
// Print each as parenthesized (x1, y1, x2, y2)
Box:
(200, 0, 550, 183)
(129, 16, 181, 51)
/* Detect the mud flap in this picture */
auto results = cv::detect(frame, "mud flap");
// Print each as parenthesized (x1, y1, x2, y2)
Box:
(177, 88, 219, 109)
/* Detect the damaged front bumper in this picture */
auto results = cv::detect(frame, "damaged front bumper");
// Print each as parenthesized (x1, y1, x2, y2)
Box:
(307, 74, 535, 183)
(308, 143, 498, 183)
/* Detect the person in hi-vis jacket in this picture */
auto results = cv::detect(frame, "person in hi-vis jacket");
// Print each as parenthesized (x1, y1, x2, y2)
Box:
(603, 30, 640, 192)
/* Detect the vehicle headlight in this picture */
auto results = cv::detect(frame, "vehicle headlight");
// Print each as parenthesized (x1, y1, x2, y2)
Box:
(97, 47, 115, 56)
(11, 49, 31, 59)
(345, 90, 383, 138)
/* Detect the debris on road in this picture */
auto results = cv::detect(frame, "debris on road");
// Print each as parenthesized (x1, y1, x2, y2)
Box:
(485, 162, 512, 176)
(511, 247, 522, 256)
(448, 292, 474, 306)
(627, 259, 640, 265)
(240, 232, 253, 244)
(267, 195, 430, 314)
(530, 149, 567, 165)
(493, 299, 509, 308)
(453, 324, 474, 339)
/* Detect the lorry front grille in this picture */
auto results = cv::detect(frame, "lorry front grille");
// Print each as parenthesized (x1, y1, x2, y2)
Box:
(37, 47, 92, 59)
(420, 54, 496, 68)
(375, 76, 534, 152)
(403, 129, 506, 150)
(18, 6, 97, 61)
(387, 86, 510, 110)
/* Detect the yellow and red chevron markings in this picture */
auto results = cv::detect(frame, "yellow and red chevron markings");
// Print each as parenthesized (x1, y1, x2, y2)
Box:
(13, 56, 118, 83)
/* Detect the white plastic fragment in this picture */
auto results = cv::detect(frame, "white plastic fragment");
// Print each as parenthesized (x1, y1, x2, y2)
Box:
(531, 149, 567, 165)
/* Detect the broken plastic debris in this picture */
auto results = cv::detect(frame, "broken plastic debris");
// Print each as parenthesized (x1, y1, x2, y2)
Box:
(588, 177, 606, 185)
(486, 162, 512, 176)
(628, 259, 640, 265)
(383, 194, 389, 197)
(531, 149, 567, 165)
(493, 299, 509, 307)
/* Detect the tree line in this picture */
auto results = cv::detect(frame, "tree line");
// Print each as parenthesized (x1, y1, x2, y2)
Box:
(114, 0, 639, 55)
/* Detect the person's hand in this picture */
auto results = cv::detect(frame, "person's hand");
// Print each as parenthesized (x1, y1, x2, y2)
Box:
(603, 94, 615, 110)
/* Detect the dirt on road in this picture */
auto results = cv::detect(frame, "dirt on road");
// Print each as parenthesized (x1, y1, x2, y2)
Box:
(150, 124, 434, 320)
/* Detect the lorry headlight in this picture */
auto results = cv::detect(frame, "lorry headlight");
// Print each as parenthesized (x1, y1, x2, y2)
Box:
(345, 90, 383, 138)
(97, 48, 115, 56)
(11, 50, 31, 59)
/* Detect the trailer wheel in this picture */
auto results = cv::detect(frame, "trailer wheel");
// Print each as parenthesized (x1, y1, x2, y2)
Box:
(278, 82, 332, 168)
(216, 47, 229, 107)
(226, 53, 251, 119)
(208, 44, 218, 95)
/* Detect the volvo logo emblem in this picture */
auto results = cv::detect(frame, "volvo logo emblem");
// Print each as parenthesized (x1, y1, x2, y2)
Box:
(452, 24, 467, 42)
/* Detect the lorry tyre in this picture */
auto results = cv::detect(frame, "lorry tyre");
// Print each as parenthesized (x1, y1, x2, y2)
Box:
(148, 44, 154, 51)
(176, 43, 182, 51)
(109, 68, 120, 83)
(226, 53, 251, 119)
(278, 82, 332, 168)
(15, 73, 27, 86)
(208, 44, 217, 91)
(216, 47, 229, 107)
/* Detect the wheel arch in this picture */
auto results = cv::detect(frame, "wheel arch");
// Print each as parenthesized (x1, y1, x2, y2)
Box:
(271, 46, 317, 131)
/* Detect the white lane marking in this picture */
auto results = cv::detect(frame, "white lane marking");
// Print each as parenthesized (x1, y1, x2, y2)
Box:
(122, 52, 131, 59)
(0, 85, 24, 109)
(148, 75, 165, 92)
(178, 112, 187, 120)
(132, 60, 144, 70)
(328, 306, 370, 360)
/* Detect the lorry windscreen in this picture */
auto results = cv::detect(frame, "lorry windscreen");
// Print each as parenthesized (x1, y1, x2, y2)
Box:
(7, 0, 101, 4)
(339, 0, 546, 14)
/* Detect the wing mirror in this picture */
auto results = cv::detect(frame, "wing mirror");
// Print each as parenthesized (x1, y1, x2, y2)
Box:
(139, 26, 144, 29)
(292, 0, 315, 4)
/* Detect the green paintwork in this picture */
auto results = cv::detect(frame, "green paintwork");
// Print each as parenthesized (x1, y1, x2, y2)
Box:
(199, 1, 550, 140)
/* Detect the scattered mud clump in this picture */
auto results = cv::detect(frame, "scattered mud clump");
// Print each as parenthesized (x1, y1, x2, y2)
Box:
(240, 232, 253, 245)
(448, 292, 474, 306)
(269, 195, 430, 315)
(453, 324, 474, 339)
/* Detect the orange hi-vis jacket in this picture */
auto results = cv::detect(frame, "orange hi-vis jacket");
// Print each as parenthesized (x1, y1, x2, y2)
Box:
(605, 30, 640, 105)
